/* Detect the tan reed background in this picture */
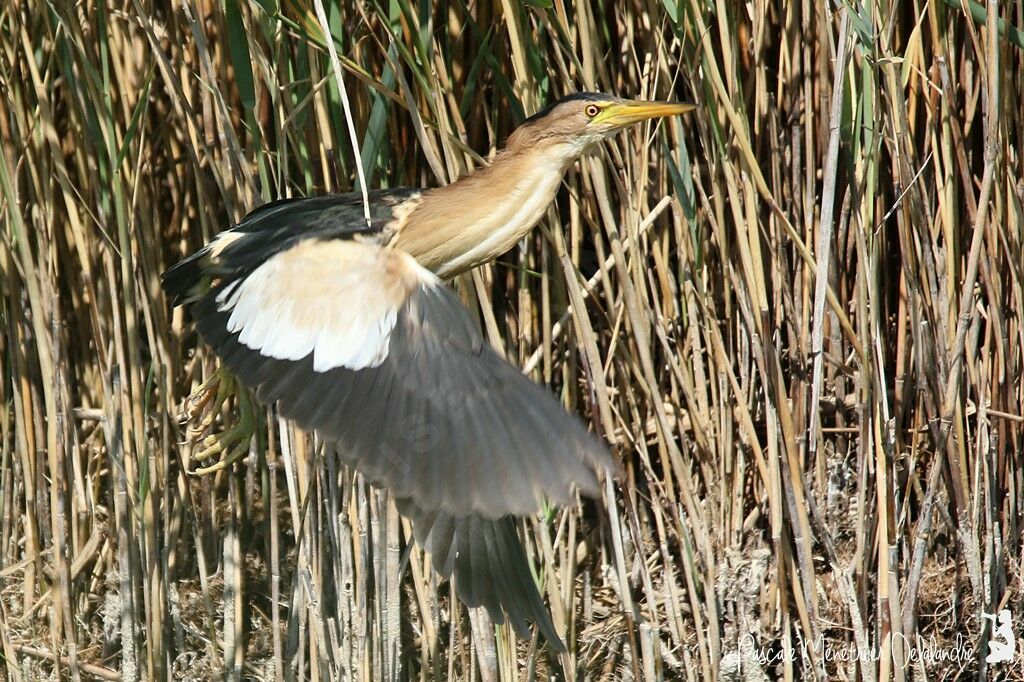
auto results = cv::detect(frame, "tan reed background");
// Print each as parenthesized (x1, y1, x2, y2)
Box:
(1, 0, 1022, 679)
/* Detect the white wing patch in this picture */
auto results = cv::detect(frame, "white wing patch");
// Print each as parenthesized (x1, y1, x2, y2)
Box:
(208, 229, 245, 259)
(216, 239, 433, 372)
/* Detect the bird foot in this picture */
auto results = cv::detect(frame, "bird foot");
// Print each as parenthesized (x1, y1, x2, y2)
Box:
(181, 369, 257, 475)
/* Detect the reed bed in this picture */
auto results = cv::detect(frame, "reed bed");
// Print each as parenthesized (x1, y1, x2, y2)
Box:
(1, 0, 1022, 679)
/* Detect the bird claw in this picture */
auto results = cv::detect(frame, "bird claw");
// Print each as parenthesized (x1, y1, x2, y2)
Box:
(184, 372, 220, 424)
(181, 369, 257, 475)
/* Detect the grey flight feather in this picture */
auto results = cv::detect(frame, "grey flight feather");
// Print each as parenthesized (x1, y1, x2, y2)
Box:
(194, 281, 610, 519)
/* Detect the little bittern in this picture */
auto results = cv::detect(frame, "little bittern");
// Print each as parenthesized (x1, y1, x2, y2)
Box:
(163, 93, 695, 649)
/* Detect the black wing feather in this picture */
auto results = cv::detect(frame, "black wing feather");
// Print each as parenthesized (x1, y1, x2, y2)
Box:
(161, 189, 420, 304)
(219, 189, 419, 273)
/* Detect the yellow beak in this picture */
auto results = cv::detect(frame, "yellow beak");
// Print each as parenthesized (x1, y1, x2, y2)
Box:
(594, 100, 697, 127)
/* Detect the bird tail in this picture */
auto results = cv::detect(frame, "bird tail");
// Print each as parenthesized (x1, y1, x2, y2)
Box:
(396, 497, 566, 651)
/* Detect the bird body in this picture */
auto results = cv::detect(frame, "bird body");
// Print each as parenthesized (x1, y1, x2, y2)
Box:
(163, 93, 694, 649)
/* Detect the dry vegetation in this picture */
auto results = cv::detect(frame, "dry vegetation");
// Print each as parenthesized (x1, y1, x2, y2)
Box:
(1, 0, 1023, 679)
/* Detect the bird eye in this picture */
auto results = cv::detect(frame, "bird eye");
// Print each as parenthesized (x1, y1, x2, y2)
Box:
(584, 104, 600, 118)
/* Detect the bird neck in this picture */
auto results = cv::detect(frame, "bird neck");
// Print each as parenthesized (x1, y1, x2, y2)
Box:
(394, 142, 576, 279)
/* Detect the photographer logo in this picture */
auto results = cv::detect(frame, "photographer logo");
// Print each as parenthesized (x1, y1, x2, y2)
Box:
(983, 610, 1016, 664)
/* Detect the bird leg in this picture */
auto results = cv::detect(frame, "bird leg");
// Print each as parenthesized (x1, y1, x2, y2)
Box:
(182, 368, 258, 475)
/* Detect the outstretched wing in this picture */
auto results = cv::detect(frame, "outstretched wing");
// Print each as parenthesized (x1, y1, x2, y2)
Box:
(163, 226, 612, 647)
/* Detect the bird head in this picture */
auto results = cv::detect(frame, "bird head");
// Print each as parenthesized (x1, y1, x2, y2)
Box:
(506, 92, 696, 157)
